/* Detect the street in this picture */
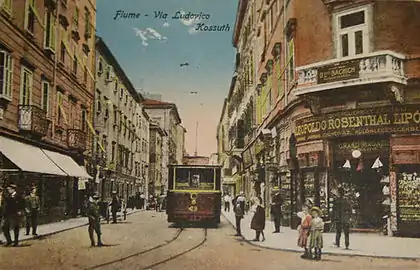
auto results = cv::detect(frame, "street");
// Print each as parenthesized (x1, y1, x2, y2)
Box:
(0, 211, 419, 270)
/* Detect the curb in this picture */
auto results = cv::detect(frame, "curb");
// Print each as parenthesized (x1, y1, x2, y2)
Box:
(222, 213, 420, 261)
(2, 209, 143, 244)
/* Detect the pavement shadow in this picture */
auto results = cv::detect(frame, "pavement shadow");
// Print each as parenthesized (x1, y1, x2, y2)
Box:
(88, 243, 120, 249)
(4, 243, 32, 248)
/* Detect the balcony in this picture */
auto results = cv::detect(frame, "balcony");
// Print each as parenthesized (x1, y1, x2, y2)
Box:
(293, 51, 407, 96)
(67, 129, 87, 151)
(18, 105, 49, 137)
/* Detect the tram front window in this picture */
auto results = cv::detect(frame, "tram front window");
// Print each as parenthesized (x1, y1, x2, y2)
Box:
(175, 168, 214, 190)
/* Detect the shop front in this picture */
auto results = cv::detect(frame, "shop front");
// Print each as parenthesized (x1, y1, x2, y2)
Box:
(0, 135, 92, 223)
(295, 104, 420, 236)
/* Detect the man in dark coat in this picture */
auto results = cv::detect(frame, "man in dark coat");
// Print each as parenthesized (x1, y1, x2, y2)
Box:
(109, 191, 120, 224)
(233, 192, 246, 236)
(87, 193, 103, 247)
(333, 187, 352, 249)
(270, 189, 282, 233)
(2, 184, 26, 246)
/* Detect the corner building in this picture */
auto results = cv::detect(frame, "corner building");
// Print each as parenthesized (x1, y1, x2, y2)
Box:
(290, 0, 420, 236)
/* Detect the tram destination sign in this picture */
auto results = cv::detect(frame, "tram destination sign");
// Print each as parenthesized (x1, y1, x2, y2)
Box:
(295, 106, 420, 142)
(317, 59, 360, 84)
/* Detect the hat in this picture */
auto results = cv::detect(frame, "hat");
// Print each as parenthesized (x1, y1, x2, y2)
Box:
(310, 206, 322, 215)
(112, 191, 117, 194)
(7, 184, 17, 189)
(92, 193, 100, 199)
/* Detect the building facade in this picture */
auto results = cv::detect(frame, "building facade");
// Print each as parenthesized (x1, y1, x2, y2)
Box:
(94, 37, 148, 202)
(175, 124, 186, 164)
(220, 0, 420, 236)
(148, 123, 166, 196)
(0, 0, 96, 222)
(144, 99, 183, 193)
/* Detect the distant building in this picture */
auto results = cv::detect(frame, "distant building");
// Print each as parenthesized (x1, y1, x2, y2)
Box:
(142, 92, 162, 101)
(183, 156, 210, 166)
(209, 153, 219, 165)
(148, 124, 166, 195)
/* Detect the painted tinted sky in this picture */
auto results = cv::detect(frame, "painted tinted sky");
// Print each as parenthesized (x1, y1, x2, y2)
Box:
(96, 0, 238, 156)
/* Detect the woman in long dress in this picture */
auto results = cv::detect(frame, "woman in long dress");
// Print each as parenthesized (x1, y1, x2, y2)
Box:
(250, 197, 265, 241)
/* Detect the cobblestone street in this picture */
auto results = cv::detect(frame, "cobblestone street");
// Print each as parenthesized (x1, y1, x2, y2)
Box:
(0, 211, 419, 269)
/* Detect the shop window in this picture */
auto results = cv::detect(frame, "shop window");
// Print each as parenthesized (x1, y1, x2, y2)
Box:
(335, 7, 370, 58)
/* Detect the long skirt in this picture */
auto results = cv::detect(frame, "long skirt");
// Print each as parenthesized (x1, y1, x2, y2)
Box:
(297, 228, 310, 248)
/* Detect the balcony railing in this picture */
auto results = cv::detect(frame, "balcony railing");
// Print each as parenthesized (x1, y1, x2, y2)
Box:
(18, 105, 49, 137)
(67, 129, 87, 151)
(293, 51, 407, 96)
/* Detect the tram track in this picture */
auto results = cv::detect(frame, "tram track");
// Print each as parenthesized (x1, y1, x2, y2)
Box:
(84, 227, 208, 270)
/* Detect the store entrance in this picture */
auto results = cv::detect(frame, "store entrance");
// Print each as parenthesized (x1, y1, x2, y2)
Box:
(333, 137, 389, 230)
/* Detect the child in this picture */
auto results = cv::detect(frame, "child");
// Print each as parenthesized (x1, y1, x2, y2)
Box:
(309, 206, 324, 261)
(297, 207, 312, 259)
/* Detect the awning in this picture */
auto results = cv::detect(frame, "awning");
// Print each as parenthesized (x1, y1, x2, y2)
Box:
(0, 136, 67, 176)
(41, 149, 92, 179)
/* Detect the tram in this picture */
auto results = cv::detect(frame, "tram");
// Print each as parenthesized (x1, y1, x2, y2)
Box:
(166, 165, 222, 225)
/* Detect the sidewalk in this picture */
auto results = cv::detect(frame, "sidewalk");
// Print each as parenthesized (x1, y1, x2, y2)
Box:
(222, 210, 420, 259)
(0, 208, 142, 243)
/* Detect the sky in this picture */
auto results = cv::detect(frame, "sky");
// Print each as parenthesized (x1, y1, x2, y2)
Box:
(96, 0, 238, 156)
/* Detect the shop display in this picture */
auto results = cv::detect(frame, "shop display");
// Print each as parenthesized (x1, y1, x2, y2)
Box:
(397, 172, 420, 223)
(319, 172, 328, 218)
(303, 172, 315, 203)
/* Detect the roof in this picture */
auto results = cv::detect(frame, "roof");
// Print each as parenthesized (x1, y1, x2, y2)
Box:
(143, 99, 182, 124)
(95, 36, 145, 102)
(232, 0, 249, 47)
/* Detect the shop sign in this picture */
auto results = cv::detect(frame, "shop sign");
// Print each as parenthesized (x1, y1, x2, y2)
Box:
(242, 148, 253, 169)
(398, 173, 420, 225)
(334, 140, 389, 155)
(317, 59, 360, 84)
(295, 105, 420, 142)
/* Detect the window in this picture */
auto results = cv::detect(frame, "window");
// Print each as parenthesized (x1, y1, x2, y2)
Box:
(84, 8, 92, 38)
(72, 42, 78, 75)
(105, 66, 113, 81)
(60, 42, 66, 63)
(73, 6, 79, 30)
(98, 57, 103, 74)
(335, 8, 369, 58)
(83, 55, 88, 83)
(56, 91, 64, 124)
(2, 0, 12, 13)
(44, 11, 56, 52)
(41, 80, 50, 114)
(81, 108, 87, 131)
(114, 80, 118, 92)
(20, 67, 33, 105)
(113, 106, 118, 124)
(0, 50, 13, 99)
(120, 87, 124, 99)
(287, 38, 295, 83)
(24, 0, 43, 33)
(111, 142, 116, 162)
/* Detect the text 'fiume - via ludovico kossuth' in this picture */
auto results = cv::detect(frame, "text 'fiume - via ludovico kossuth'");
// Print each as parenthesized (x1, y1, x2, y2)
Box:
(113, 10, 231, 32)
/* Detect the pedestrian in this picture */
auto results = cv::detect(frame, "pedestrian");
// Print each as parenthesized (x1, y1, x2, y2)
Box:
(109, 191, 120, 224)
(2, 184, 25, 247)
(223, 193, 231, 212)
(270, 189, 282, 233)
(250, 196, 265, 242)
(233, 191, 246, 236)
(297, 205, 312, 259)
(25, 186, 40, 236)
(140, 193, 145, 209)
(309, 206, 324, 261)
(333, 186, 352, 249)
(87, 193, 103, 247)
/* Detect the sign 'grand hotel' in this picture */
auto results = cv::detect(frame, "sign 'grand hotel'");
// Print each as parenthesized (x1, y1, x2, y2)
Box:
(295, 106, 420, 142)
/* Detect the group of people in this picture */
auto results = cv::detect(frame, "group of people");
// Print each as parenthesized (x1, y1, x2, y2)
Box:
(226, 189, 283, 241)
(0, 184, 40, 247)
(226, 186, 353, 261)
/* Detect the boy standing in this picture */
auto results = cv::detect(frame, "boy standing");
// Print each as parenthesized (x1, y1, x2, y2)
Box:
(309, 206, 324, 261)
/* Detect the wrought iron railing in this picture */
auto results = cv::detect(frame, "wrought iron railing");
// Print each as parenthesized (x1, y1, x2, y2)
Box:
(67, 129, 87, 151)
(18, 105, 49, 137)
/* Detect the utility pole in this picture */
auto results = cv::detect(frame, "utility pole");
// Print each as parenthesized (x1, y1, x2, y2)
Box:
(194, 121, 198, 156)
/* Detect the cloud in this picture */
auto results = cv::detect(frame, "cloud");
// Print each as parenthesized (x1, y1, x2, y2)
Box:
(188, 27, 198, 35)
(133, 27, 167, 47)
(162, 22, 170, 28)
